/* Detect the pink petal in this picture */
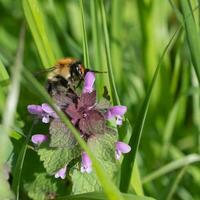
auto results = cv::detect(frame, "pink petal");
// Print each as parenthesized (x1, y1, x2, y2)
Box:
(83, 72, 95, 93)
(116, 141, 131, 154)
(42, 116, 50, 123)
(42, 103, 58, 118)
(115, 149, 122, 160)
(54, 165, 67, 179)
(105, 106, 127, 119)
(27, 105, 43, 115)
(42, 103, 54, 114)
(81, 152, 92, 173)
(31, 134, 48, 145)
(116, 116, 123, 125)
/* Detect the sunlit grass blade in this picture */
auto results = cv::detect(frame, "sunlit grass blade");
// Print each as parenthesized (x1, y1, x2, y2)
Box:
(22, 68, 125, 200)
(110, 0, 123, 85)
(192, 69, 200, 153)
(11, 120, 36, 200)
(55, 191, 155, 200)
(22, 0, 56, 67)
(47, 0, 82, 57)
(1, 24, 25, 160)
(1, 24, 25, 199)
(161, 100, 180, 158)
(142, 154, 200, 184)
(166, 166, 187, 200)
(0, 59, 9, 82)
(169, 145, 200, 188)
(80, 0, 90, 67)
(120, 27, 182, 192)
(99, 0, 120, 105)
(130, 163, 144, 195)
(177, 187, 193, 200)
(0, 59, 9, 113)
(0, 58, 13, 200)
(181, 0, 200, 83)
(90, 0, 103, 92)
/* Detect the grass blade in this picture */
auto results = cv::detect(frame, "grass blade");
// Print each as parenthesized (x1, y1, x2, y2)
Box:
(130, 163, 144, 195)
(181, 0, 200, 83)
(142, 154, 200, 184)
(90, 0, 103, 92)
(80, 0, 90, 67)
(161, 100, 180, 158)
(23, 0, 56, 67)
(99, 0, 120, 105)
(1, 24, 26, 199)
(55, 192, 155, 200)
(119, 27, 181, 192)
(0, 59, 9, 82)
(166, 166, 187, 200)
(1, 24, 25, 160)
(11, 121, 36, 200)
(110, 0, 123, 85)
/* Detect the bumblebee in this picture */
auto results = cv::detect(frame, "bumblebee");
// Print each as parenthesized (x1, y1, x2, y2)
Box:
(45, 57, 104, 95)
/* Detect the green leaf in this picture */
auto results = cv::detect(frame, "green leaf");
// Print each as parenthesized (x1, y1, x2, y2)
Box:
(55, 192, 156, 200)
(181, 0, 200, 84)
(71, 169, 102, 194)
(38, 147, 80, 175)
(87, 132, 117, 174)
(0, 59, 9, 82)
(120, 27, 182, 192)
(27, 173, 57, 200)
(71, 132, 118, 194)
(49, 119, 77, 148)
(23, 0, 56, 67)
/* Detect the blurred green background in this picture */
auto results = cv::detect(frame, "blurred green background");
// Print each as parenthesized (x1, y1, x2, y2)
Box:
(0, 0, 200, 199)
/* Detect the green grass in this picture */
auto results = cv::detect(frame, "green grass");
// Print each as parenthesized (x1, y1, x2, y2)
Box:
(1, 0, 200, 200)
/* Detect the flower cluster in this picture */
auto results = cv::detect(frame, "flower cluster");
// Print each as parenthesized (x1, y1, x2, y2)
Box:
(28, 72, 131, 179)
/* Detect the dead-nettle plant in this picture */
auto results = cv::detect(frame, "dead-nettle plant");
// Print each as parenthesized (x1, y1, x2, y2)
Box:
(27, 72, 130, 182)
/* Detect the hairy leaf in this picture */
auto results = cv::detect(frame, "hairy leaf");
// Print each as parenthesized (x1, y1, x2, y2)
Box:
(71, 132, 117, 194)
(38, 147, 80, 175)
(27, 173, 57, 200)
(49, 119, 77, 148)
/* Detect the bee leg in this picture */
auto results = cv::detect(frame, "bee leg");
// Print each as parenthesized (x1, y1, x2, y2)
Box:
(75, 78, 83, 89)
(64, 87, 79, 104)
(46, 81, 53, 94)
(59, 76, 69, 88)
(46, 80, 60, 95)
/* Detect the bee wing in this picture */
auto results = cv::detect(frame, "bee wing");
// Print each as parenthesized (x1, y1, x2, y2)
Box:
(33, 66, 57, 77)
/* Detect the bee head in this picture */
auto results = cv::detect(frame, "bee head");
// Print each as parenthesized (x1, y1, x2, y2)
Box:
(70, 61, 85, 79)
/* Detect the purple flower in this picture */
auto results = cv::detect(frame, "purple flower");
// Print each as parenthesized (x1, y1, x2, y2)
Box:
(28, 103, 58, 123)
(105, 106, 127, 125)
(115, 141, 131, 160)
(54, 165, 67, 179)
(83, 72, 95, 93)
(81, 152, 92, 173)
(31, 134, 48, 145)
(65, 91, 105, 138)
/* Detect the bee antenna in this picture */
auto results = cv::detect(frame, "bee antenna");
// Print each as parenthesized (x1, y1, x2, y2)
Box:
(85, 68, 107, 74)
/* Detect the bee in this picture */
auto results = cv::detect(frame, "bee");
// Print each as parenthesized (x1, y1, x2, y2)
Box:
(46, 58, 83, 95)
(43, 57, 105, 95)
